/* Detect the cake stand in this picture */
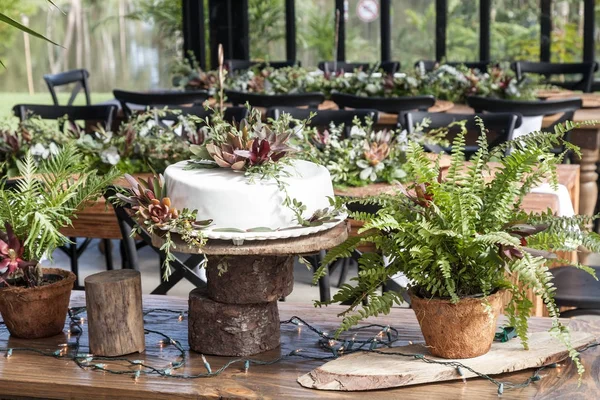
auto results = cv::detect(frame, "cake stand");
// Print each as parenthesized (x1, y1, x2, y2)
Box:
(151, 222, 349, 356)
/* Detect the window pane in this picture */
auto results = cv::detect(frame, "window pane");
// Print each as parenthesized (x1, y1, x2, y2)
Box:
(446, 0, 479, 62)
(345, 0, 381, 63)
(297, 0, 335, 68)
(391, 0, 435, 66)
(491, 0, 539, 61)
(248, 0, 286, 61)
(551, 0, 584, 62)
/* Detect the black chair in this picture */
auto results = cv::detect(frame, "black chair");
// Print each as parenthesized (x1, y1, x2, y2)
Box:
(113, 89, 210, 117)
(550, 265, 600, 317)
(226, 59, 299, 72)
(405, 111, 521, 159)
(415, 60, 495, 74)
(318, 61, 400, 75)
(466, 96, 582, 132)
(225, 90, 325, 108)
(104, 186, 207, 294)
(511, 61, 598, 93)
(267, 107, 378, 137)
(13, 104, 117, 130)
(43, 69, 91, 106)
(332, 93, 435, 123)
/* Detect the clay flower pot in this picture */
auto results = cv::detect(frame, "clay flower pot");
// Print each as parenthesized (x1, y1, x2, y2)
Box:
(409, 289, 504, 359)
(0, 268, 76, 339)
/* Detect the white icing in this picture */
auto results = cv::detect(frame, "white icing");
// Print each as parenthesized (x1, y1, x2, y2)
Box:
(164, 159, 335, 230)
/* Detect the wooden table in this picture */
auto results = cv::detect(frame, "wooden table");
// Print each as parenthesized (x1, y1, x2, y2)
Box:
(0, 291, 596, 399)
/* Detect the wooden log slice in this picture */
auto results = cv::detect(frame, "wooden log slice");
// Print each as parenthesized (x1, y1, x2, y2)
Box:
(84, 270, 145, 356)
(188, 288, 280, 356)
(206, 255, 294, 304)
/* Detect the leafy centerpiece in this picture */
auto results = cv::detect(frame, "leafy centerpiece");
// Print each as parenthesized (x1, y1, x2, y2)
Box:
(0, 144, 119, 339)
(314, 120, 599, 374)
(294, 117, 446, 187)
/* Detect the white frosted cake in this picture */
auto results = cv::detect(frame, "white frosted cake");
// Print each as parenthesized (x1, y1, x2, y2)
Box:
(164, 160, 335, 230)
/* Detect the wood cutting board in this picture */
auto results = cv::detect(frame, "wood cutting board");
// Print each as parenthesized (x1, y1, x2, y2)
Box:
(298, 331, 596, 391)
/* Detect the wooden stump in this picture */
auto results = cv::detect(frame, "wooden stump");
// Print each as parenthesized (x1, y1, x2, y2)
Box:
(85, 270, 145, 356)
(188, 288, 280, 356)
(206, 255, 294, 304)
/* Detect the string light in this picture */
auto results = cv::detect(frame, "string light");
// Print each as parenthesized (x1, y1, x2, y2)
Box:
(0, 307, 593, 396)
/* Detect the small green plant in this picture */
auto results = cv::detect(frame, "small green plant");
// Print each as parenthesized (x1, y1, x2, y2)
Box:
(314, 119, 600, 377)
(0, 143, 119, 287)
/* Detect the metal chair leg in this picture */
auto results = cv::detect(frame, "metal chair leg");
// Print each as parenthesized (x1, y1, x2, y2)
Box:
(103, 239, 114, 270)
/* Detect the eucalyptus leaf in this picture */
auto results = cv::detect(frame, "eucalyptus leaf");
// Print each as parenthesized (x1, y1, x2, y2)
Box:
(212, 227, 246, 233)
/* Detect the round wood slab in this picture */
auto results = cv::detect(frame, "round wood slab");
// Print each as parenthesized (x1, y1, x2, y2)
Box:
(151, 221, 349, 255)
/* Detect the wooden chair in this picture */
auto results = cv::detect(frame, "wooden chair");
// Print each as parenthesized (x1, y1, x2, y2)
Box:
(415, 60, 496, 73)
(104, 186, 207, 295)
(332, 93, 435, 123)
(113, 89, 210, 117)
(405, 111, 521, 159)
(225, 90, 325, 108)
(511, 61, 598, 93)
(266, 107, 378, 138)
(43, 69, 91, 106)
(13, 104, 117, 130)
(550, 265, 600, 317)
(318, 61, 400, 74)
(11, 104, 119, 289)
(226, 59, 299, 72)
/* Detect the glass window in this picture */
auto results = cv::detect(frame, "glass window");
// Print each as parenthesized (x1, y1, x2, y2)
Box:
(491, 0, 539, 61)
(248, 0, 287, 61)
(345, 0, 381, 63)
(550, 0, 584, 63)
(0, 1, 178, 100)
(297, 0, 335, 68)
(446, 0, 479, 62)
(391, 0, 435, 67)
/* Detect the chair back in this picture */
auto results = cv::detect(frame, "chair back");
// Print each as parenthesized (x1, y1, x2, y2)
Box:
(43, 69, 91, 106)
(225, 90, 325, 108)
(113, 89, 210, 117)
(405, 111, 520, 158)
(267, 107, 379, 138)
(12, 104, 117, 130)
(415, 60, 495, 73)
(318, 61, 400, 74)
(511, 61, 598, 92)
(332, 93, 435, 118)
(226, 59, 300, 72)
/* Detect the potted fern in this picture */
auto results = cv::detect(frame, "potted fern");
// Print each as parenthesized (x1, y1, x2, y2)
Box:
(0, 144, 118, 339)
(314, 121, 600, 368)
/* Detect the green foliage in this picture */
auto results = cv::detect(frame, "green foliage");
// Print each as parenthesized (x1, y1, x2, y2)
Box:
(0, 143, 119, 271)
(314, 120, 599, 377)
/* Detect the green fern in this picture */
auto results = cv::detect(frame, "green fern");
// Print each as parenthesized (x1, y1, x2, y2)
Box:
(317, 120, 600, 378)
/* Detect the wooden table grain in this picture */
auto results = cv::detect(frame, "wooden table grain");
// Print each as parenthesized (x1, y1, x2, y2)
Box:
(0, 291, 596, 399)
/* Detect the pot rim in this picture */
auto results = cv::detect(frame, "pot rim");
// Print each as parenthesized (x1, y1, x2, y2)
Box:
(408, 287, 504, 304)
(0, 267, 76, 294)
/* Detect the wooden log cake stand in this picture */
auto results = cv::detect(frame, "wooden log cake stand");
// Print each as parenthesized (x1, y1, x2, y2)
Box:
(84, 270, 145, 356)
(151, 222, 349, 357)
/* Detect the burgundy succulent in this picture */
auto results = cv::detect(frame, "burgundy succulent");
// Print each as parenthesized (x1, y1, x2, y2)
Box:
(497, 223, 554, 260)
(0, 224, 36, 276)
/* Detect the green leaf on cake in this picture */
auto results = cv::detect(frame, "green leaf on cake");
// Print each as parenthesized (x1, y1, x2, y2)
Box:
(246, 227, 275, 232)
(212, 227, 246, 233)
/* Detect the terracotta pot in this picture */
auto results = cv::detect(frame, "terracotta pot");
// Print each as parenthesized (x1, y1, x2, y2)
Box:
(409, 289, 504, 359)
(0, 268, 76, 339)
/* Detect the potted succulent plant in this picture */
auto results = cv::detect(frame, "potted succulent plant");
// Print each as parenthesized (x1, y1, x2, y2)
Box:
(0, 144, 118, 339)
(314, 121, 600, 371)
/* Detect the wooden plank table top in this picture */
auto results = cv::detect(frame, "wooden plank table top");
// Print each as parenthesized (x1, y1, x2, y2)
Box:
(0, 291, 597, 400)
